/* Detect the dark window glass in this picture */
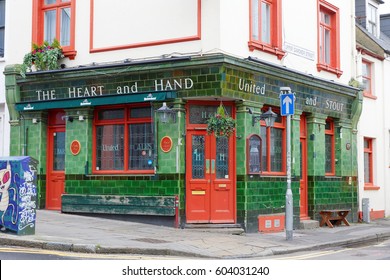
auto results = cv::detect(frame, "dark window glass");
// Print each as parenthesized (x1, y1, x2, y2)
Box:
(128, 123, 154, 170)
(96, 125, 124, 170)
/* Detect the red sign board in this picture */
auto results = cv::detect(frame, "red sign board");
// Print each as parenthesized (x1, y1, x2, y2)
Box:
(70, 140, 81, 155)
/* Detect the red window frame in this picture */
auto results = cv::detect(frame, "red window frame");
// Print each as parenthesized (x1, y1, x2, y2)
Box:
(325, 118, 335, 176)
(248, 0, 285, 60)
(92, 104, 154, 175)
(362, 60, 376, 99)
(32, 0, 76, 59)
(317, 0, 342, 77)
(259, 107, 286, 175)
(363, 138, 379, 190)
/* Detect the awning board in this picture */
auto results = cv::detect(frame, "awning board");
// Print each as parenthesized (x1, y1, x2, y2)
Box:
(15, 91, 176, 111)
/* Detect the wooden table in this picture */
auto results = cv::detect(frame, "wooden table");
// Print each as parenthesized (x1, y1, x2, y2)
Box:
(319, 209, 351, 228)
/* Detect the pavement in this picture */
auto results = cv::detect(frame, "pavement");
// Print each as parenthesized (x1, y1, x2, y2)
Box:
(1, 210, 390, 259)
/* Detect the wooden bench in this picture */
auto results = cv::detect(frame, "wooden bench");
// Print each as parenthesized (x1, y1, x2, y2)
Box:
(319, 209, 351, 228)
(61, 194, 179, 227)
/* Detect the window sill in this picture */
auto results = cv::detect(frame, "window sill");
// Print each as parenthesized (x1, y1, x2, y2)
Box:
(316, 63, 343, 78)
(363, 93, 377, 100)
(63, 49, 77, 60)
(364, 184, 380, 191)
(248, 41, 286, 60)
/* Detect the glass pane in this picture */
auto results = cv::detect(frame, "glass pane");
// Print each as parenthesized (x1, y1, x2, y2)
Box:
(364, 139, 369, 149)
(44, 10, 56, 44)
(45, 0, 57, 5)
(261, 2, 271, 43)
(128, 123, 154, 170)
(270, 128, 283, 171)
(260, 126, 267, 172)
(364, 152, 371, 183)
(98, 109, 124, 120)
(53, 132, 65, 171)
(325, 134, 332, 173)
(324, 29, 331, 64)
(249, 136, 261, 173)
(216, 137, 229, 179)
(96, 125, 124, 170)
(60, 7, 71, 46)
(251, 0, 259, 40)
(189, 105, 232, 124)
(130, 107, 151, 118)
(192, 135, 205, 179)
(362, 78, 371, 92)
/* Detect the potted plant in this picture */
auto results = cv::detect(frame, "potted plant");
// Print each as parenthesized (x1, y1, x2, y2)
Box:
(206, 103, 236, 138)
(20, 39, 64, 77)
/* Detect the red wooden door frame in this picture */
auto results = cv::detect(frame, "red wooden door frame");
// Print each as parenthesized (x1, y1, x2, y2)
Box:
(46, 110, 66, 210)
(300, 115, 309, 220)
(185, 101, 236, 224)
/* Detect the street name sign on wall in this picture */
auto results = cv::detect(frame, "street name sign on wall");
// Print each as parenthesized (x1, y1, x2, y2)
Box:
(280, 93, 295, 116)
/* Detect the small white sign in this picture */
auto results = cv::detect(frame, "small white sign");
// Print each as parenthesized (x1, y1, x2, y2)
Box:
(284, 42, 315, 61)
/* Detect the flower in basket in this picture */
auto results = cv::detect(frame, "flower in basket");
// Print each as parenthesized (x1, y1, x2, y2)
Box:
(206, 104, 236, 138)
(21, 39, 64, 77)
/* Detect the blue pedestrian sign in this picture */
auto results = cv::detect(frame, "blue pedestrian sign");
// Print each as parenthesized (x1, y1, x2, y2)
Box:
(280, 93, 295, 116)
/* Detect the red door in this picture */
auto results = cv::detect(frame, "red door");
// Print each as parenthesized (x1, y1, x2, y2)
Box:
(46, 111, 66, 210)
(300, 115, 309, 220)
(186, 130, 235, 223)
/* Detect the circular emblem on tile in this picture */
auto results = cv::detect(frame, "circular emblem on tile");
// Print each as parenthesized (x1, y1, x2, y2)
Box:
(70, 140, 81, 155)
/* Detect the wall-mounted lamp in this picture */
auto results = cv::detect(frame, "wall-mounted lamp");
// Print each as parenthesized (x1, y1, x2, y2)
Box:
(78, 115, 85, 121)
(156, 102, 176, 123)
(250, 107, 278, 128)
(32, 118, 40, 124)
(62, 116, 73, 122)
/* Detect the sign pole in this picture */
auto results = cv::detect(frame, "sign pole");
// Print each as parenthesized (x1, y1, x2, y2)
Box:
(285, 114, 293, 241)
(279, 87, 294, 241)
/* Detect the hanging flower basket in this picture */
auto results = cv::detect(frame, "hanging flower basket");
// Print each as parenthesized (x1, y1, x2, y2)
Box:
(206, 103, 236, 138)
(20, 39, 64, 77)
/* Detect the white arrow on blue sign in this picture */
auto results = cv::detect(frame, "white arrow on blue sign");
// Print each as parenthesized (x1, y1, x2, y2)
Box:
(280, 93, 295, 116)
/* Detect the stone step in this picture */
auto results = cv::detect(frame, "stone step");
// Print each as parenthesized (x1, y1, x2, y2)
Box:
(184, 224, 245, 235)
(299, 219, 320, 230)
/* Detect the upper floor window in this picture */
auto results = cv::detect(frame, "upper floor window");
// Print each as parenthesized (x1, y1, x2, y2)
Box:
(249, 0, 285, 59)
(325, 118, 335, 176)
(317, 0, 342, 77)
(367, 3, 378, 37)
(32, 0, 76, 59)
(0, 0, 5, 57)
(362, 60, 376, 99)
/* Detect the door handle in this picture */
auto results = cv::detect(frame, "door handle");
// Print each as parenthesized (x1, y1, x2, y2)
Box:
(211, 159, 215, 174)
(206, 159, 210, 173)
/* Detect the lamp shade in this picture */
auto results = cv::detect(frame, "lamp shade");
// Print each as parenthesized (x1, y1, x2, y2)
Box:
(156, 102, 176, 123)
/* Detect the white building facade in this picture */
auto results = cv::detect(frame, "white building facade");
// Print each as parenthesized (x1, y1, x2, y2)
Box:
(2, 1, 376, 231)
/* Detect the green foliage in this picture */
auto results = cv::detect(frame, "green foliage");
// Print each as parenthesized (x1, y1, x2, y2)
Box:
(21, 39, 64, 77)
(206, 104, 236, 138)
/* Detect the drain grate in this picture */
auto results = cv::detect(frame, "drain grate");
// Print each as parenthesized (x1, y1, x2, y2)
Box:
(133, 238, 170, 244)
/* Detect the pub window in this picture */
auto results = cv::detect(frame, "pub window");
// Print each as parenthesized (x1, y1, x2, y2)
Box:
(325, 118, 335, 176)
(249, 0, 285, 59)
(93, 105, 154, 174)
(317, 0, 342, 77)
(247, 134, 261, 174)
(258, 107, 285, 175)
(32, 0, 76, 59)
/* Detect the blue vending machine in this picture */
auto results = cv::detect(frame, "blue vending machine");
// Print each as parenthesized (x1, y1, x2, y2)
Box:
(0, 156, 38, 235)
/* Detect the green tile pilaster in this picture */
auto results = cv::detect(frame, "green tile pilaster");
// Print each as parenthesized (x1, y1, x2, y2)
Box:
(307, 114, 327, 176)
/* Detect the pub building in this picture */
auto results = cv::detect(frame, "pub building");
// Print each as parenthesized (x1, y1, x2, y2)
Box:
(4, 53, 362, 232)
